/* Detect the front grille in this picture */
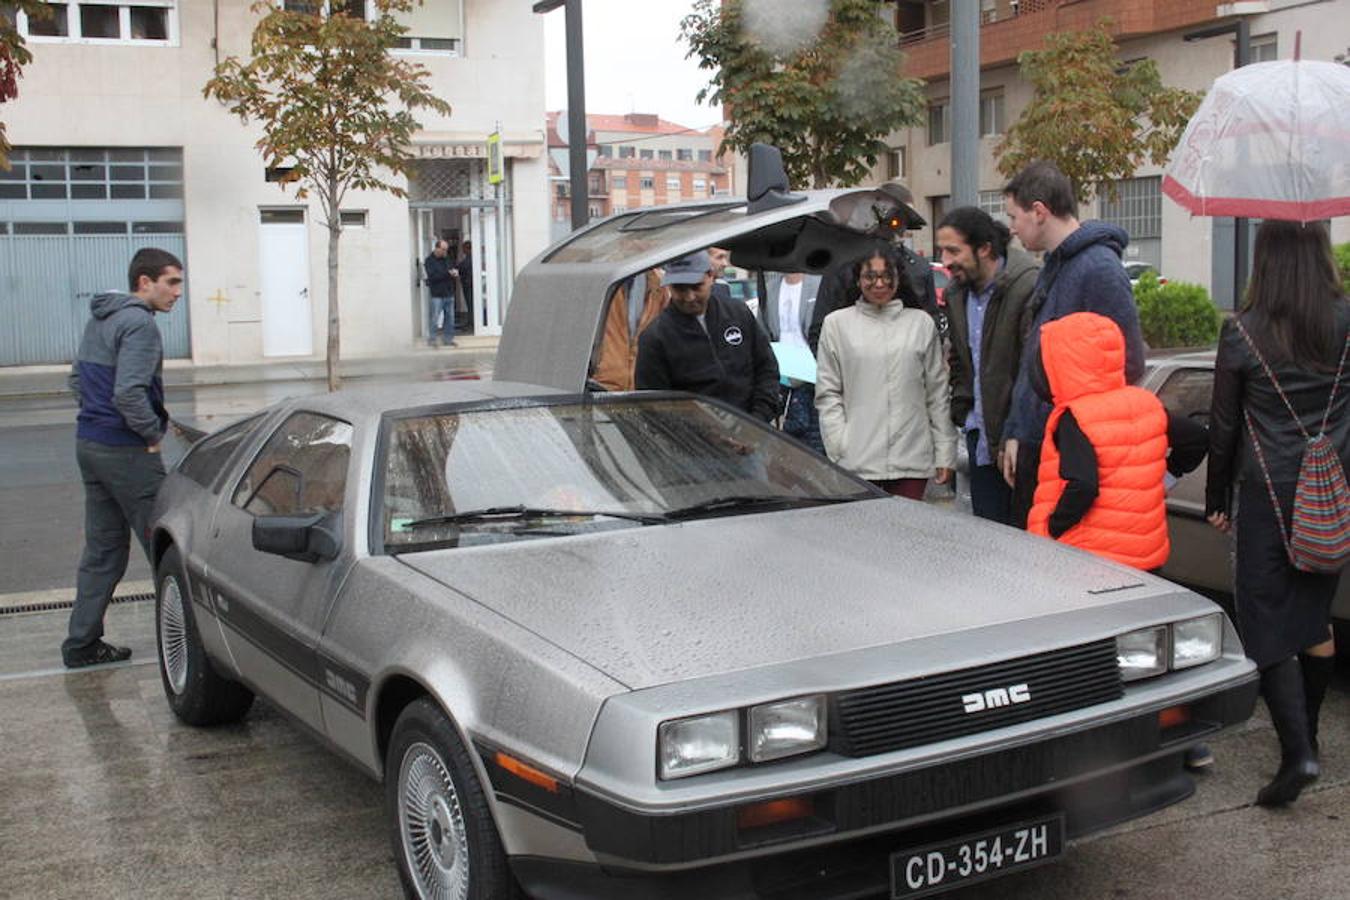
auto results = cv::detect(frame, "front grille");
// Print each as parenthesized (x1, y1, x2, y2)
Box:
(833, 638, 1123, 757)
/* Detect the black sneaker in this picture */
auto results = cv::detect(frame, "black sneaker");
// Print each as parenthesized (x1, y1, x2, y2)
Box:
(64, 640, 132, 669)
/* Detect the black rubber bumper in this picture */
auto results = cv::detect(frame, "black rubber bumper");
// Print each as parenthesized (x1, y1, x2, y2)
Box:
(513, 676, 1258, 900)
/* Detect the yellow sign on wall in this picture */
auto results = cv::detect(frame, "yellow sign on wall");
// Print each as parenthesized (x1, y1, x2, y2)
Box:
(486, 131, 503, 185)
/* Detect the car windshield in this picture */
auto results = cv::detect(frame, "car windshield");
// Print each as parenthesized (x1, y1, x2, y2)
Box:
(379, 396, 874, 550)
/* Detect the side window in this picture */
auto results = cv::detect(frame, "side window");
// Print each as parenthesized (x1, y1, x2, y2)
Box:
(178, 414, 264, 491)
(232, 412, 354, 516)
(1156, 368, 1214, 424)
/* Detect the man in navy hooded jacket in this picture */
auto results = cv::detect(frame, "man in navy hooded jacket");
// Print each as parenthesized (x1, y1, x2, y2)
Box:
(63, 247, 183, 667)
(999, 161, 1145, 528)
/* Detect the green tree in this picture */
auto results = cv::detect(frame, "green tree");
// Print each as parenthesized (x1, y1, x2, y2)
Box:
(995, 22, 1200, 203)
(205, 0, 451, 391)
(681, 0, 925, 189)
(1, 1, 51, 168)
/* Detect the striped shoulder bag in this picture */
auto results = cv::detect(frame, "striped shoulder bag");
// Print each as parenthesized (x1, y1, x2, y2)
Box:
(1234, 319, 1350, 574)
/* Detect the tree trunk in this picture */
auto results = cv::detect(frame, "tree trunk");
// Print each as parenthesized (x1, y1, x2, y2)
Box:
(326, 191, 341, 392)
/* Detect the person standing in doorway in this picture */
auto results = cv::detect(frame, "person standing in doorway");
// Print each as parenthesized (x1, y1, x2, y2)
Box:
(455, 240, 474, 333)
(423, 240, 457, 347)
(1000, 161, 1145, 527)
(63, 248, 183, 668)
(937, 207, 1040, 524)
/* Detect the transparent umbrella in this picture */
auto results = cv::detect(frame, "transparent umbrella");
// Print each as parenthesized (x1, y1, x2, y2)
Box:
(1162, 58, 1350, 222)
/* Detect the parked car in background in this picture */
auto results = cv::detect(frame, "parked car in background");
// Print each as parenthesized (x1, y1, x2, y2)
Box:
(1124, 261, 1167, 288)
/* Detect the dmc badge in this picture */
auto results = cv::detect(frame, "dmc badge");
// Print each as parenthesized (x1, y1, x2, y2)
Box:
(723, 326, 744, 346)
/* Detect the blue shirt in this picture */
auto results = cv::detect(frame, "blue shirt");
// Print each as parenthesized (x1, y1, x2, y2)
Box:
(963, 260, 1003, 466)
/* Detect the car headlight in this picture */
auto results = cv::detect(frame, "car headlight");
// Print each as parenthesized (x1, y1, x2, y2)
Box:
(659, 711, 739, 780)
(1116, 625, 1168, 682)
(1172, 613, 1222, 670)
(748, 695, 827, 763)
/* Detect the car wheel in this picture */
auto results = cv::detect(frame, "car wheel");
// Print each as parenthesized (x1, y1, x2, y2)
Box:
(155, 545, 254, 726)
(387, 698, 516, 900)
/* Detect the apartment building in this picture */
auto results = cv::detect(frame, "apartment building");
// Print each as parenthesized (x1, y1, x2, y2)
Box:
(0, 0, 549, 367)
(546, 111, 732, 242)
(881, 0, 1349, 307)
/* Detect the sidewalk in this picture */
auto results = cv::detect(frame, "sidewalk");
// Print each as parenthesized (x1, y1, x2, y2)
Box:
(0, 335, 500, 399)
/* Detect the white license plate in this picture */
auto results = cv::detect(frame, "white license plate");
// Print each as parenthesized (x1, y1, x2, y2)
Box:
(890, 814, 1064, 899)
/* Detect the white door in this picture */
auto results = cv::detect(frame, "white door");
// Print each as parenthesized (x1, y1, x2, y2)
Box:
(259, 211, 312, 357)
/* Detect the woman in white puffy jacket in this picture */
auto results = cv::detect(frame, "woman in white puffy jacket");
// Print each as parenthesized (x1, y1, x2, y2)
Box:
(815, 246, 957, 499)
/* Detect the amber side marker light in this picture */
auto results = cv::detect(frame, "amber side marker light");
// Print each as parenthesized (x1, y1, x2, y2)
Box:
(495, 752, 559, 793)
(736, 796, 815, 831)
(1158, 705, 1192, 730)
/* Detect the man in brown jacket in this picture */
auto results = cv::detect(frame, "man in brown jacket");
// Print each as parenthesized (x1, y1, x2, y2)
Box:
(591, 269, 667, 391)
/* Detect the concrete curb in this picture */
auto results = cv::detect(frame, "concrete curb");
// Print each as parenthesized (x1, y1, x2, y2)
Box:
(0, 580, 156, 613)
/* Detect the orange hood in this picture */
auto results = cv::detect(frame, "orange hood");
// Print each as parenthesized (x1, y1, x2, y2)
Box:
(1038, 312, 1127, 404)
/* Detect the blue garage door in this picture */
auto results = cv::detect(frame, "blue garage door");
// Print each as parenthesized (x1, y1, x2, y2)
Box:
(0, 147, 190, 366)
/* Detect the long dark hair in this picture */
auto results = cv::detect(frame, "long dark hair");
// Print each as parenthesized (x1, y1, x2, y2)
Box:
(1242, 220, 1343, 368)
(855, 244, 903, 296)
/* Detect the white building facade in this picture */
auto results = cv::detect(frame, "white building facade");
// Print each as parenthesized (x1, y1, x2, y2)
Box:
(0, 0, 549, 367)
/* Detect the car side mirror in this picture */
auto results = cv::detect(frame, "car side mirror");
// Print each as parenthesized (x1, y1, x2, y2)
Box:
(252, 511, 341, 563)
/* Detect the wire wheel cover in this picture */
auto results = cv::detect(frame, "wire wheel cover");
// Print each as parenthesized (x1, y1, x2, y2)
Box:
(158, 577, 189, 695)
(399, 741, 470, 900)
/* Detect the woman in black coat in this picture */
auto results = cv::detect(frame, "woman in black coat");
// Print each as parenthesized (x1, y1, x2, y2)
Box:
(1206, 219, 1349, 807)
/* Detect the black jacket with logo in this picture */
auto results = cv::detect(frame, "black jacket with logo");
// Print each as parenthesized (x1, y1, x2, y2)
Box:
(635, 294, 782, 421)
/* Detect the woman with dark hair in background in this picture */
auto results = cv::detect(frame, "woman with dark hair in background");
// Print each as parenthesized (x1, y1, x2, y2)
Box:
(815, 246, 956, 500)
(1206, 219, 1350, 807)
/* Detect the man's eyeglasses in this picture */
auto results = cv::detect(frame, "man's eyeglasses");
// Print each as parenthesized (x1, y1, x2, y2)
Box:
(860, 270, 896, 285)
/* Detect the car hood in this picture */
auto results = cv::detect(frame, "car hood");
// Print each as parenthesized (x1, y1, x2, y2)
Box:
(400, 498, 1175, 690)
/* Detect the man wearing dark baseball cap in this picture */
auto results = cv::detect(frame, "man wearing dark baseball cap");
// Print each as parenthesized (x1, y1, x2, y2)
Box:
(635, 249, 781, 421)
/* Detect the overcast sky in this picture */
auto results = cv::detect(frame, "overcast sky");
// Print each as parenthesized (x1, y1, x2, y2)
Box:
(543, 0, 722, 130)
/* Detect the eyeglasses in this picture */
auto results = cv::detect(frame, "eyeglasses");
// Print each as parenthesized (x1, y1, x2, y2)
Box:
(860, 270, 896, 284)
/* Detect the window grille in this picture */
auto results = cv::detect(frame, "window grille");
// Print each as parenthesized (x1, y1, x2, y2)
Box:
(1098, 176, 1162, 240)
(0, 147, 183, 201)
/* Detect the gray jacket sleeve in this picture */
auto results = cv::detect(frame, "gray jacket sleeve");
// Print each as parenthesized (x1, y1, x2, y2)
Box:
(112, 316, 165, 444)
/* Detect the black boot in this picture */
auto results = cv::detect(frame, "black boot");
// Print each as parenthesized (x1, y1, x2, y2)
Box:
(1256, 656, 1320, 807)
(1299, 653, 1336, 758)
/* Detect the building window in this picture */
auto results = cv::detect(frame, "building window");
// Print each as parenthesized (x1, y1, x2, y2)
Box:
(639, 149, 654, 160)
(1250, 33, 1278, 63)
(979, 90, 1005, 136)
(613, 205, 627, 214)
(19, 1, 177, 44)
(619, 146, 635, 159)
(612, 175, 627, 189)
(698, 149, 712, 162)
(658, 149, 673, 161)
(340, 210, 368, 227)
(887, 146, 905, 180)
(588, 203, 603, 219)
(589, 174, 604, 195)
(0, 147, 183, 201)
(980, 0, 997, 24)
(596, 145, 612, 157)
(977, 189, 1007, 222)
(666, 177, 681, 191)
(676, 148, 693, 161)
(1098, 176, 1162, 240)
(927, 101, 949, 146)
(692, 178, 706, 192)
(639, 177, 654, 189)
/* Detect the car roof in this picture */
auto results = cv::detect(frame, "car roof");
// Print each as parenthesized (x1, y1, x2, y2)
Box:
(280, 379, 567, 425)
(495, 188, 914, 391)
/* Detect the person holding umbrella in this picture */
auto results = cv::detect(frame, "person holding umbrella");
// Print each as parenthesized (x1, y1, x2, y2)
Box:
(1205, 220, 1348, 807)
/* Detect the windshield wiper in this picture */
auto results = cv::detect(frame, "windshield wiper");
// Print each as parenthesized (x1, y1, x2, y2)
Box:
(400, 505, 667, 531)
(665, 494, 853, 520)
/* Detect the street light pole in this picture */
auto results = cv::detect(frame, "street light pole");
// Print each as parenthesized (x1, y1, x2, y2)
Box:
(950, 0, 980, 210)
(534, 0, 590, 231)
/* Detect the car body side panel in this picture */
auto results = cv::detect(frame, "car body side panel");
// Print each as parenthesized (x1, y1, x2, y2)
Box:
(319, 557, 625, 783)
(151, 474, 237, 669)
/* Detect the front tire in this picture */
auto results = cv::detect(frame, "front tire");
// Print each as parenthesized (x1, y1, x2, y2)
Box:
(155, 545, 254, 726)
(386, 698, 515, 899)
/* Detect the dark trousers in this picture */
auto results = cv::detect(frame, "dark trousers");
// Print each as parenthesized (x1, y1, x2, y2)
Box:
(782, 384, 824, 456)
(966, 430, 1012, 524)
(1010, 440, 1041, 530)
(63, 440, 165, 656)
(872, 478, 928, 500)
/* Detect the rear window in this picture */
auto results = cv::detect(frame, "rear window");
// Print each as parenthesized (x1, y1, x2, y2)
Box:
(545, 203, 747, 264)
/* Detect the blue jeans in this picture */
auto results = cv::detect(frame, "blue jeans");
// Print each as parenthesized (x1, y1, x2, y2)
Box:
(782, 384, 824, 456)
(966, 429, 1012, 524)
(429, 292, 455, 344)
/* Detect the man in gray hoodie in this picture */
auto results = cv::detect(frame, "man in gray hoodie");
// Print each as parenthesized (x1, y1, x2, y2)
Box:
(63, 247, 183, 668)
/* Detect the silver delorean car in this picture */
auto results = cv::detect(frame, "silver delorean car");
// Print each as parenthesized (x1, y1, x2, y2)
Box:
(149, 149, 1258, 900)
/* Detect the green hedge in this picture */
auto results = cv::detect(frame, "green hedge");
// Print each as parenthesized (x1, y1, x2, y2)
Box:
(1335, 242, 1350, 296)
(1134, 272, 1220, 348)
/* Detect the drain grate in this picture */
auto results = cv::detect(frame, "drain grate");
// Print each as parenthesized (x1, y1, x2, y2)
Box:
(0, 591, 155, 617)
